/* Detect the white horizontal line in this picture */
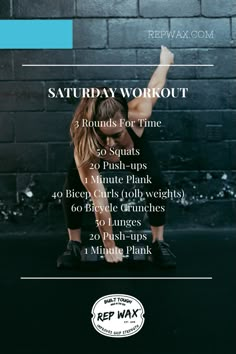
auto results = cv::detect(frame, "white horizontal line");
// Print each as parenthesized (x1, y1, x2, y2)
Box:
(21, 64, 214, 67)
(20, 277, 213, 280)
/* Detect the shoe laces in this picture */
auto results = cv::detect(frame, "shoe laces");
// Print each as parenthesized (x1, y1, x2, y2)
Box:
(159, 242, 171, 256)
(66, 241, 81, 257)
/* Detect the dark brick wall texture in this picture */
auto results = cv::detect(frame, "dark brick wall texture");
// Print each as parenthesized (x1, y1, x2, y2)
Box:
(0, 0, 235, 233)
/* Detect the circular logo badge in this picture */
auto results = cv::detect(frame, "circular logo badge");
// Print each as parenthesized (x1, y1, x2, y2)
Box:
(91, 294, 145, 338)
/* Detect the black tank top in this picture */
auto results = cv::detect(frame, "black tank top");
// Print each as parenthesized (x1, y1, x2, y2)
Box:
(126, 126, 144, 146)
(127, 126, 152, 151)
(120, 126, 153, 165)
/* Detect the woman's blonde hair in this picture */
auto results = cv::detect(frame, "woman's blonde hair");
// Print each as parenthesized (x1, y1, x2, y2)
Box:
(70, 88, 128, 166)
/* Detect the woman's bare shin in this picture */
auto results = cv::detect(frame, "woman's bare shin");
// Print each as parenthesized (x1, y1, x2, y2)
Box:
(68, 228, 82, 242)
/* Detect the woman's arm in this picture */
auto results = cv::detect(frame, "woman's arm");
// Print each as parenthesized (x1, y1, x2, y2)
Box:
(74, 151, 123, 262)
(128, 46, 174, 122)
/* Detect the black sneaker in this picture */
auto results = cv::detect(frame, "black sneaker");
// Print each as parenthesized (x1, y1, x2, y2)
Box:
(57, 240, 82, 269)
(150, 241, 176, 268)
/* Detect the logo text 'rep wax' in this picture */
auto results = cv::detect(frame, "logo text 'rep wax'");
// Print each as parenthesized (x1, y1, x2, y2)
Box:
(91, 294, 145, 338)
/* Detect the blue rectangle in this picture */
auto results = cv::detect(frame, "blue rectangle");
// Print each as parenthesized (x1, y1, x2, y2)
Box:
(0, 20, 73, 49)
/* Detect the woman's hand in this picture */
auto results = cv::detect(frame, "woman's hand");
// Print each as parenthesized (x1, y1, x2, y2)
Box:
(160, 45, 174, 65)
(128, 45, 174, 117)
(103, 240, 123, 263)
(104, 248, 123, 263)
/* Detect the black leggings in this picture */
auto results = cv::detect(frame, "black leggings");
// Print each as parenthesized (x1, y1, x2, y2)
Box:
(62, 155, 167, 230)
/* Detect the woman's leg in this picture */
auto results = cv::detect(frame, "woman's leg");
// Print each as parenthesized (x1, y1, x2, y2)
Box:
(150, 225, 164, 242)
(141, 171, 167, 238)
(67, 228, 82, 242)
(130, 151, 175, 266)
(62, 160, 86, 239)
(57, 160, 86, 268)
(125, 150, 167, 241)
(143, 171, 176, 267)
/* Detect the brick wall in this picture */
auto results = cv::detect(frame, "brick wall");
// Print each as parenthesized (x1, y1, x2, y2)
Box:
(0, 0, 235, 233)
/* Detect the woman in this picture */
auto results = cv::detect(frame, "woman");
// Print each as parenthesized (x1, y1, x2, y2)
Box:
(57, 46, 176, 268)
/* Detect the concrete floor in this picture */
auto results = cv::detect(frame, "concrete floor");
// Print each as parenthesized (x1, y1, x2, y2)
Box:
(0, 230, 235, 354)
